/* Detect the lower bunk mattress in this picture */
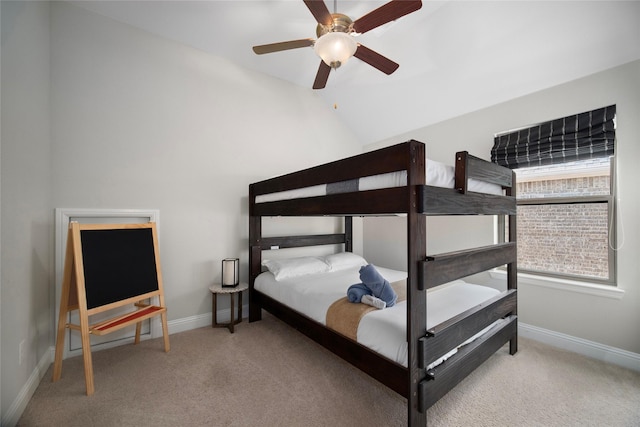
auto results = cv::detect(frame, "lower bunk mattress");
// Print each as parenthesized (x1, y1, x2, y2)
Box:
(254, 265, 505, 368)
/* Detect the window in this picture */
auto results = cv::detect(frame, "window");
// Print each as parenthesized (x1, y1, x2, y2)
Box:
(492, 106, 616, 285)
(514, 157, 615, 283)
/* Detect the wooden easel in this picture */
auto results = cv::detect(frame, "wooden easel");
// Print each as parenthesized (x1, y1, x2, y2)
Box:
(52, 222, 170, 395)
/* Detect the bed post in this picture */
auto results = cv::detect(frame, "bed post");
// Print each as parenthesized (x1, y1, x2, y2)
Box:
(507, 170, 518, 354)
(407, 141, 427, 426)
(344, 216, 353, 252)
(249, 183, 262, 322)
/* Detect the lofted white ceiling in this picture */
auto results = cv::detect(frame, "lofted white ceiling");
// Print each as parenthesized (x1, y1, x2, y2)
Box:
(70, 1, 640, 144)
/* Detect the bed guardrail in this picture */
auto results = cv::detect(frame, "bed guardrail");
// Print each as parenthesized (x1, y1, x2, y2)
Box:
(251, 140, 422, 197)
(455, 151, 513, 193)
(418, 315, 517, 411)
(418, 289, 517, 368)
(418, 185, 516, 215)
(421, 242, 517, 290)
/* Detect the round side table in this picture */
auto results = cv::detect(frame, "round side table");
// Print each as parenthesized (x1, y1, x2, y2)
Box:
(209, 282, 248, 333)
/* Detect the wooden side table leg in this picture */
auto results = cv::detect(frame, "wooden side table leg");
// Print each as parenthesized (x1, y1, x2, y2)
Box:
(229, 293, 236, 333)
(237, 291, 243, 323)
(212, 293, 217, 328)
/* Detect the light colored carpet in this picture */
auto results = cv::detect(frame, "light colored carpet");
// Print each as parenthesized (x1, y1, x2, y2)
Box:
(19, 313, 640, 426)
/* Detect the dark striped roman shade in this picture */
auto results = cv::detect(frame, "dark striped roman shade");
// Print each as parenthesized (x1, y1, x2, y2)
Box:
(491, 105, 616, 169)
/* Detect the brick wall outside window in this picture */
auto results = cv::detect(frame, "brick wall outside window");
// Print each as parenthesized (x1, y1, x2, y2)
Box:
(515, 158, 611, 280)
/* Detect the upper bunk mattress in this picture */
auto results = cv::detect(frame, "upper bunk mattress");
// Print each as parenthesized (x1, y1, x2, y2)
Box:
(255, 158, 502, 203)
(254, 265, 502, 367)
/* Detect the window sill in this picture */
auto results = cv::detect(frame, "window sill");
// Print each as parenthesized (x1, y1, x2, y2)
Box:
(488, 270, 625, 300)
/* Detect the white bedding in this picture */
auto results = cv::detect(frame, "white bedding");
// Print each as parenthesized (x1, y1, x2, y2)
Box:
(255, 158, 502, 203)
(254, 266, 503, 368)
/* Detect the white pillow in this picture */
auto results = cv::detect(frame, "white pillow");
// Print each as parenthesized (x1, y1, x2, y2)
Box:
(323, 252, 367, 272)
(262, 256, 329, 281)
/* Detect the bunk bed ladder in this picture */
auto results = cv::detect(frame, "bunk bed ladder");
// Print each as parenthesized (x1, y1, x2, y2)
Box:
(415, 163, 518, 417)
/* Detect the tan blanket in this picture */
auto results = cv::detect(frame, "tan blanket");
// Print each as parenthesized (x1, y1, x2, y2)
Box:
(326, 279, 406, 341)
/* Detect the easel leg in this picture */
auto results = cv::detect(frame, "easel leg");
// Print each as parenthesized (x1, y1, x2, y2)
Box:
(134, 321, 142, 345)
(160, 312, 170, 352)
(52, 310, 69, 382)
(79, 319, 95, 396)
(53, 227, 75, 383)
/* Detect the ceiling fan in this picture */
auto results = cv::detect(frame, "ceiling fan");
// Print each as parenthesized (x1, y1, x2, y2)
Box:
(252, 0, 423, 89)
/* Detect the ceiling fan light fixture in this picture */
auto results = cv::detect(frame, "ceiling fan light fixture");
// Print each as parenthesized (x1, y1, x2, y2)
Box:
(314, 32, 357, 69)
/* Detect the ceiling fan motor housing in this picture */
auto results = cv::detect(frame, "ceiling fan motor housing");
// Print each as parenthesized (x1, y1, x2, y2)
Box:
(315, 13, 354, 37)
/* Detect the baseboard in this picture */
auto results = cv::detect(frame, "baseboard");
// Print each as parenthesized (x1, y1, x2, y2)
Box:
(519, 322, 640, 372)
(166, 312, 212, 334)
(167, 303, 248, 334)
(2, 348, 54, 427)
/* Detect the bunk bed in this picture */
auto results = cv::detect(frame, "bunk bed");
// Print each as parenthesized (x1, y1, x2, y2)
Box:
(248, 140, 517, 426)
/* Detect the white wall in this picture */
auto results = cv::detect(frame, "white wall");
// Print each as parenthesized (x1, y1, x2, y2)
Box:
(1, 1, 52, 423)
(364, 60, 640, 355)
(49, 2, 362, 321)
(1, 2, 362, 424)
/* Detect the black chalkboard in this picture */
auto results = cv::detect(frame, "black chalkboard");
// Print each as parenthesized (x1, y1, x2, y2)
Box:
(80, 227, 159, 309)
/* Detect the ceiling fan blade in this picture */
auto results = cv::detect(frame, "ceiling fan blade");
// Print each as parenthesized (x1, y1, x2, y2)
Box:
(352, 0, 422, 34)
(313, 61, 331, 89)
(304, 0, 333, 26)
(354, 44, 399, 75)
(252, 39, 315, 55)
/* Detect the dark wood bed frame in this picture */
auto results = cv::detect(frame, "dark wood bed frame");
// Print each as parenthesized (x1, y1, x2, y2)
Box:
(248, 140, 517, 426)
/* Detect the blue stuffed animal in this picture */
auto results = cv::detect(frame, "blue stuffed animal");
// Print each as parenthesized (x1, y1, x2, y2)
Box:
(358, 264, 397, 307)
(347, 283, 371, 303)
